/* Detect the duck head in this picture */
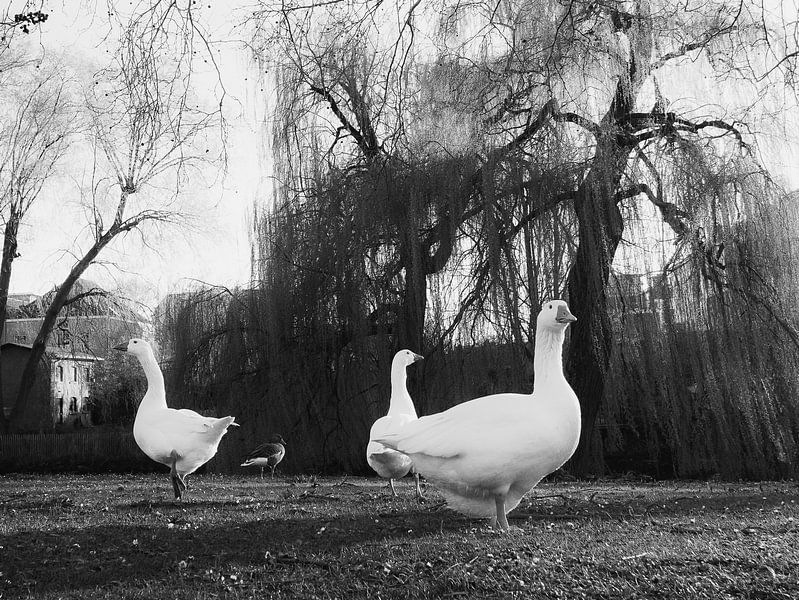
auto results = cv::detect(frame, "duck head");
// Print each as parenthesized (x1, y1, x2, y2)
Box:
(537, 300, 577, 331)
(113, 338, 155, 358)
(267, 434, 287, 446)
(393, 349, 424, 368)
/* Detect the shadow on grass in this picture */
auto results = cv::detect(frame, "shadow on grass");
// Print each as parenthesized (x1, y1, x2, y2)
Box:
(2, 478, 796, 596)
(1, 497, 470, 595)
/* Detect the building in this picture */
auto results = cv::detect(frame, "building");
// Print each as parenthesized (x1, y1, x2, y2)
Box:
(0, 280, 145, 432)
(1, 343, 96, 431)
(1, 315, 142, 357)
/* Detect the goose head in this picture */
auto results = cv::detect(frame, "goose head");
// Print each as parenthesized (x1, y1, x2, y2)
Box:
(267, 433, 287, 446)
(393, 349, 424, 368)
(537, 300, 577, 331)
(113, 338, 155, 358)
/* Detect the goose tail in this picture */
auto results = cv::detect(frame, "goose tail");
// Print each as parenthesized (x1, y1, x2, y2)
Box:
(209, 416, 237, 440)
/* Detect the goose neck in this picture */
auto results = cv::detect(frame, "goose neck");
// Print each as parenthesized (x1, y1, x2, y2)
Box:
(388, 363, 415, 414)
(534, 327, 567, 385)
(137, 351, 167, 408)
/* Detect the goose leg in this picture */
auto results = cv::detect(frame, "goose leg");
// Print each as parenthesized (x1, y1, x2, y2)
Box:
(494, 494, 510, 531)
(270, 465, 276, 479)
(389, 478, 398, 496)
(414, 472, 424, 501)
(169, 450, 186, 500)
(259, 467, 264, 480)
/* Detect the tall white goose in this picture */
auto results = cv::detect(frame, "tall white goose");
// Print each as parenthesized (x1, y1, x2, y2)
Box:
(114, 338, 238, 500)
(375, 301, 580, 530)
(367, 349, 424, 498)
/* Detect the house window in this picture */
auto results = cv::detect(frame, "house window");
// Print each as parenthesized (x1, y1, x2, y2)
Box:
(56, 329, 71, 348)
(69, 397, 78, 414)
(72, 367, 78, 381)
(57, 365, 64, 382)
(85, 367, 91, 381)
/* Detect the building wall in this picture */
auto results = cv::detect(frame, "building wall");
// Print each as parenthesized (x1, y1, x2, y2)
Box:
(50, 356, 95, 428)
(0, 345, 51, 432)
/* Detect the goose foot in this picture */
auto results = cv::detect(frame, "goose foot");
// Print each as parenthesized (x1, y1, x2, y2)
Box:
(169, 450, 187, 500)
(491, 494, 513, 532)
(414, 473, 425, 503)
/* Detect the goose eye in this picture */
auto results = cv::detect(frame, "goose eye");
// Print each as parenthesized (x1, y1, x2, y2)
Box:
(548, 304, 552, 309)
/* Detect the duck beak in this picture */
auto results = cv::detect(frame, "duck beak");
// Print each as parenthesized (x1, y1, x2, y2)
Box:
(412, 353, 424, 362)
(555, 305, 577, 324)
(112, 343, 128, 352)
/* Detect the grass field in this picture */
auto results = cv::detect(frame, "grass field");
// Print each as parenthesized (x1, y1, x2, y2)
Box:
(0, 474, 797, 599)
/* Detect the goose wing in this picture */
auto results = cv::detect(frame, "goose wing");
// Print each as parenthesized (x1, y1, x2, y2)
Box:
(244, 442, 284, 461)
(147, 408, 223, 436)
(375, 393, 528, 459)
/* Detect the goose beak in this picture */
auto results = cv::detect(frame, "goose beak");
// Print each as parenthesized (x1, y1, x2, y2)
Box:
(555, 306, 577, 324)
(412, 353, 424, 362)
(112, 343, 128, 351)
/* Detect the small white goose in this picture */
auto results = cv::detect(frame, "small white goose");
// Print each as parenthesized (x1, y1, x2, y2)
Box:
(241, 434, 286, 479)
(114, 338, 238, 500)
(367, 349, 424, 498)
(375, 301, 580, 530)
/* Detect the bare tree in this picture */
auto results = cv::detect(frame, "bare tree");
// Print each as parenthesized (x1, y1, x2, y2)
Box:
(6, 3, 225, 430)
(0, 61, 76, 431)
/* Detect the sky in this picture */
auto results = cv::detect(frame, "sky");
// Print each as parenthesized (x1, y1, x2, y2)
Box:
(5, 1, 799, 309)
(6, 2, 267, 309)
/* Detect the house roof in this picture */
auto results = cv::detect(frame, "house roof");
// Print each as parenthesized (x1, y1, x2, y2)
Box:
(1, 342, 101, 362)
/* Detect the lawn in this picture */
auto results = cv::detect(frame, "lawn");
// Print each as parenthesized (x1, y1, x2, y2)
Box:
(0, 474, 797, 599)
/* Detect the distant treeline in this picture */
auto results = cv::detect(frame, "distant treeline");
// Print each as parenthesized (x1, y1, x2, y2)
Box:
(151, 190, 799, 479)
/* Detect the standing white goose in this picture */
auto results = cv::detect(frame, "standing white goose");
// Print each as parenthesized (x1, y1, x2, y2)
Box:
(114, 338, 238, 500)
(241, 434, 286, 479)
(367, 349, 424, 498)
(375, 301, 580, 530)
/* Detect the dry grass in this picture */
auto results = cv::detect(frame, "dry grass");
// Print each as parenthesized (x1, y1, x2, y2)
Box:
(0, 474, 797, 599)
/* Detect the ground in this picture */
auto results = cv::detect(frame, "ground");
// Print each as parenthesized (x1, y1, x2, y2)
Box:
(0, 474, 797, 599)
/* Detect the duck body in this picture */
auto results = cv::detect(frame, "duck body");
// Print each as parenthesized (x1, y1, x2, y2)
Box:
(116, 338, 237, 499)
(133, 405, 236, 478)
(241, 434, 286, 478)
(375, 301, 580, 528)
(388, 387, 579, 519)
(366, 349, 424, 497)
(366, 414, 415, 480)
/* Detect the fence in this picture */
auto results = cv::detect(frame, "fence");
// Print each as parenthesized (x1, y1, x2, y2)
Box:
(0, 430, 156, 473)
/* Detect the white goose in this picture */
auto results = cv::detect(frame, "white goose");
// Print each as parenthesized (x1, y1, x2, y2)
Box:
(367, 349, 424, 498)
(375, 301, 580, 530)
(114, 338, 238, 500)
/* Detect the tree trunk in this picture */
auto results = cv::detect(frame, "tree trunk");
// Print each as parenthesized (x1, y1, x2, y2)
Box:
(565, 122, 632, 475)
(566, 181, 624, 473)
(0, 211, 22, 432)
(10, 232, 113, 427)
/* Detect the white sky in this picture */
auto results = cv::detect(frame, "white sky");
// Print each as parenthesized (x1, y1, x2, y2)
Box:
(5, 1, 799, 307)
(6, 2, 267, 309)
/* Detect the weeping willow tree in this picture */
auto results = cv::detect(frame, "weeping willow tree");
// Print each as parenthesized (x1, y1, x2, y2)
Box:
(157, 0, 799, 474)
(604, 163, 799, 477)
